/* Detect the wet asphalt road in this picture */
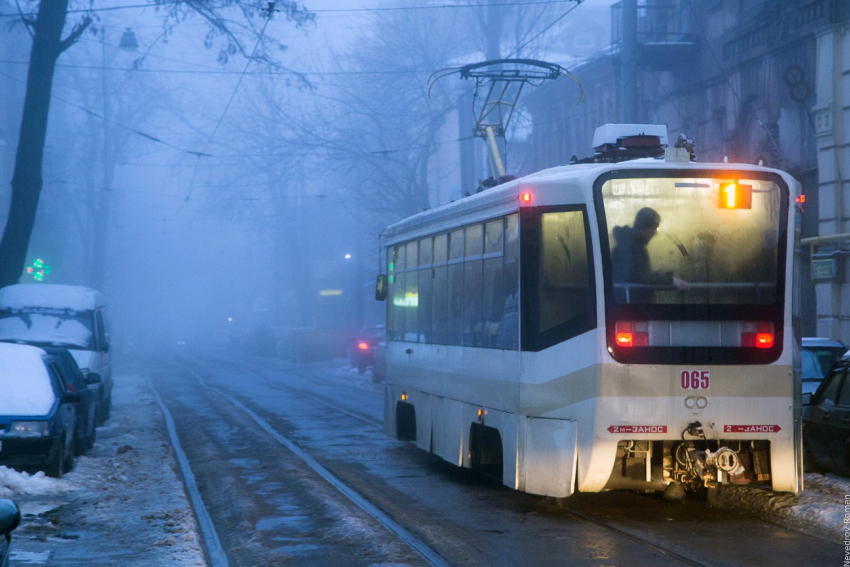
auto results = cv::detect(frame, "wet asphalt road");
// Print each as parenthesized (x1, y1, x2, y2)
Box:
(149, 349, 841, 567)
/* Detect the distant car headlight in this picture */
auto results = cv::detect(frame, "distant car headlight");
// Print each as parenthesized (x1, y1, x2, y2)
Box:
(7, 421, 50, 438)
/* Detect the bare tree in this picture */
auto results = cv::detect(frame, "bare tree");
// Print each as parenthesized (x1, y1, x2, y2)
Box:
(0, 0, 313, 288)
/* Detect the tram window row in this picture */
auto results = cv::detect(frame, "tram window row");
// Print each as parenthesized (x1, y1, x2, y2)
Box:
(387, 207, 597, 351)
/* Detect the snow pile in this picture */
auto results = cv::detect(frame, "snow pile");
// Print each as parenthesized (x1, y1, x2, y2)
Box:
(0, 466, 72, 498)
(712, 473, 850, 539)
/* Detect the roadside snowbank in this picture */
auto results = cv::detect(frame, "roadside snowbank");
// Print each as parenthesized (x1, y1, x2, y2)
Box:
(0, 467, 72, 498)
(713, 473, 849, 540)
(5, 363, 207, 566)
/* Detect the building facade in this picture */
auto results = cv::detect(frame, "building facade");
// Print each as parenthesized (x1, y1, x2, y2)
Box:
(523, 0, 850, 340)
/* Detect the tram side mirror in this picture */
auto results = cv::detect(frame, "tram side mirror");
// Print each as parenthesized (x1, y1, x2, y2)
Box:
(375, 275, 388, 301)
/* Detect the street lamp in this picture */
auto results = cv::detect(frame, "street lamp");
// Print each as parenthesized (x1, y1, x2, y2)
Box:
(119, 28, 138, 50)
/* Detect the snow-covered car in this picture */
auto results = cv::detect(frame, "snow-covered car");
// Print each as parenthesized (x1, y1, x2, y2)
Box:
(0, 499, 20, 567)
(0, 343, 79, 477)
(0, 284, 113, 424)
(802, 337, 848, 403)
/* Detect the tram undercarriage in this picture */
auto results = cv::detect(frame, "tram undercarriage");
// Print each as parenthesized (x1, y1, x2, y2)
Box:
(605, 429, 773, 498)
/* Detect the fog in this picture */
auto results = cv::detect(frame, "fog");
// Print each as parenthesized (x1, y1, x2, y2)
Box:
(1, 0, 831, 354)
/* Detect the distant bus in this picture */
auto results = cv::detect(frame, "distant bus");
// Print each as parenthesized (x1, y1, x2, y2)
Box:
(378, 125, 802, 498)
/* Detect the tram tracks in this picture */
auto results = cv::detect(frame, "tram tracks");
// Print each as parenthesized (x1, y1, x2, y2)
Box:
(174, 352, 728, 567)
(150, 351, 836, 567)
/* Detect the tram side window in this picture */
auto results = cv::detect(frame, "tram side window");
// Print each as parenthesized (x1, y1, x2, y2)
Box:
(404, 241, 419, 342)
(388, 245, 405, 340)
(431, 234, 448, 345)
(497, 214, 519, 350)
(447, 229, 464, 345)
(463, 225, 484, 346)
(527, 209, 595, 350)
(418, 237, 433, 343)
(481, 220, 505, 348)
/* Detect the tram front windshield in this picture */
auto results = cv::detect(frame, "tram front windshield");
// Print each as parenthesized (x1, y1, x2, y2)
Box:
(599, 175, 784, 306)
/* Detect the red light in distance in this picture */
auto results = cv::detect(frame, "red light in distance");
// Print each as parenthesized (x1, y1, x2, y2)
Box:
(357, 342, 369, 350)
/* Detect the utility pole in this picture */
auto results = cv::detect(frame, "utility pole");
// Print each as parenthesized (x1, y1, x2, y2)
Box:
(620, 0, 638, 123)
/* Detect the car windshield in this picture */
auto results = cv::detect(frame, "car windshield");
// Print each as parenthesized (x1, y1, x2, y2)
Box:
(0, 307, 95, 350)
(600, 175, 783, 305)
(801, 349, 825, 381)
(802, 346, 846, 380)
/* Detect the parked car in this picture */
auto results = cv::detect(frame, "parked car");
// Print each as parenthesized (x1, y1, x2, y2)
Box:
(44, 347, 100, 455)
(0, 499, 20, 567)
(803, 356, 850, 474)
(372, 337, 387, 384)
(0, 284, 113, 424)
(349, 326, 386, 373)
(801, 337, 847, 402)
(1, 342, 100, 456)
(0, 343, 78, 477)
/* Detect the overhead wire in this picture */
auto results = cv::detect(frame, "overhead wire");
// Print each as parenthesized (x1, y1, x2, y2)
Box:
(181, 13, 272, 204)
(0, 0, 581, 18)
(0, 67, 210, 157)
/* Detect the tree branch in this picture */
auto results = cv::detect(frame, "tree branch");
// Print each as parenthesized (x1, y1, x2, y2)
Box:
(58, 16, 92, 54)
(14, 0, 35, 37)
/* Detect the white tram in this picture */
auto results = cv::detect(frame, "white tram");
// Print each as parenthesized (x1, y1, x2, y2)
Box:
(378, 125, 802, 498)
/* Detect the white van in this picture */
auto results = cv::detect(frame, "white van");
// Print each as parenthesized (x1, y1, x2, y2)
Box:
(0, 284, 112, 423)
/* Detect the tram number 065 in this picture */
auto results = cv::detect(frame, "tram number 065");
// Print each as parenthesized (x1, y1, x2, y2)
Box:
(680, 370, 710, 390)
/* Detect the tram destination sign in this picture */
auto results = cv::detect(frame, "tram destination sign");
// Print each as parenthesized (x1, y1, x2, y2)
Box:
(723, 424, 781, 433)
(607, 425, 667, 434)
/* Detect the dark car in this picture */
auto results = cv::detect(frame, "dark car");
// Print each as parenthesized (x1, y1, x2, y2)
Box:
(372, 338, 387, 383)
(0, 499, 20, 567)
(803, 356, 850, 474)
(0, 343, 78, 477)
(802, 337, 847, 401)
(349, 326, 386, 373)
(43, 347, 100, 455)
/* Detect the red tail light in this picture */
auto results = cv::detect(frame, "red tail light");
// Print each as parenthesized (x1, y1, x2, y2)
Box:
(741, 322, 774, 348)
(357, 341, 369, 350)
(615, 321, 648, 347)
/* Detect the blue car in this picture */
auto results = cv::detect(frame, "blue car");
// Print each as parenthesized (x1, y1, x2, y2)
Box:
(0, 343, 78, 477)
(0, 500, 20, 567)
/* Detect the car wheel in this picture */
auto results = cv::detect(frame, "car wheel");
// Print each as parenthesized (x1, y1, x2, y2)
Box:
(97, 393, 112, 425)
(73, 431, 85, 457)
(86, 427, 97, 451)
(804, 445, 824, 474)
(46, 441, 65, 478)
(63, 438, 75, 473)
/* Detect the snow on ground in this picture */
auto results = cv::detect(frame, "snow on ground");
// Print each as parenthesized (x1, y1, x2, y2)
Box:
(713, 472, 850, 540)
(4, 362, 207, 566)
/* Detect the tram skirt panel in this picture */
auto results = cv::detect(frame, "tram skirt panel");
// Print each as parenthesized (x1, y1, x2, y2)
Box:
(522, 418, 578, 498)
